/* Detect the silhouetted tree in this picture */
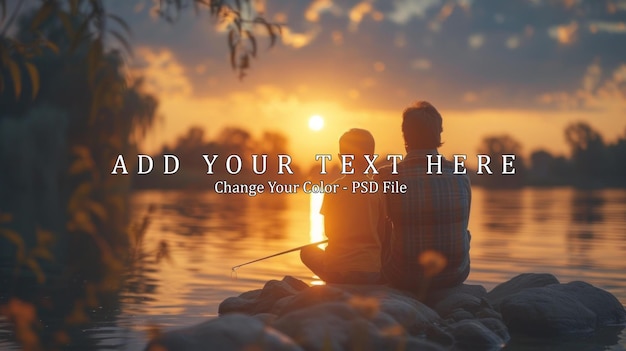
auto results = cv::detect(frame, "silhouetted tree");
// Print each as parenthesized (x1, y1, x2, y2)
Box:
(477, 134, 526, 188)
(606, 128, 626, 186)
(528, 149, 573, 186)
(564, 122, 609, 187)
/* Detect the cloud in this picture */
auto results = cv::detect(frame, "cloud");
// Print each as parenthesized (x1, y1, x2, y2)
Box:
(548, 21, 579, 44)
(348, 1, 383, 32)
(539, 61, 626, 111)
(588, 21, 626, 34)
(388, 0, 441, 25)
(305, 0, 342, 22)
(281, 27, 321, 48)
(410, 59, 432, 70)
(131, 47, 192, 97)
(468, 33, 485, 49)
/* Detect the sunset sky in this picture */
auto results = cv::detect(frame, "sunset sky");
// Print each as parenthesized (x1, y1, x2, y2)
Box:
(107, 0, 626, 166)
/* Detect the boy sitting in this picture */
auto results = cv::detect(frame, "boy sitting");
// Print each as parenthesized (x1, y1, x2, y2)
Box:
(300, 128, 385, 284)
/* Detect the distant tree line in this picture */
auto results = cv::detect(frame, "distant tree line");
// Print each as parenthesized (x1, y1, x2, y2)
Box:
(134, 126, 304, 189)
(472, 122, 626, 188)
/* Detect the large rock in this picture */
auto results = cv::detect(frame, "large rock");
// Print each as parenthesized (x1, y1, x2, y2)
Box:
(487, 273, 559, 308)
(447, 319, 506, 351)
(273, 301, 445, 351)
(219, 276, 308, 315)
(426, 284, 488, 306)
(146, 274, 626, 351)
(144, 313, 303, 351)
(547, 281, 626, 327)
(277, 285, 351, 315)
(495, 276, 626, 337)
(499, 287, 598, 336)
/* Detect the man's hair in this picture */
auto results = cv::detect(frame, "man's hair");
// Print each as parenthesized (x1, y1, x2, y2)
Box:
(402, 101, 443, 150)
(339, 128, 375, 156)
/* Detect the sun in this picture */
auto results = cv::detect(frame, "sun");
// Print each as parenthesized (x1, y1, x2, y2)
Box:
(308, 115, 324, 131)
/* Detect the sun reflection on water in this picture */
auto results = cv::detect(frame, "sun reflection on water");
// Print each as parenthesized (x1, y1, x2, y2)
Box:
(309, 192, 327, 285)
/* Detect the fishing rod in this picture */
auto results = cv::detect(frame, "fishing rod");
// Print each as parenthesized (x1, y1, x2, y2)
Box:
(231, 239, 328, 272)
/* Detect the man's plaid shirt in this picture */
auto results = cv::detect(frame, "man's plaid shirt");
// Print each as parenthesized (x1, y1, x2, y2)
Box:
(377, 149, 472, 290)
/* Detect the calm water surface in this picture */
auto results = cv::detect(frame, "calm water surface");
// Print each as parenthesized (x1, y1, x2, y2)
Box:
(1, 187, 626, 350)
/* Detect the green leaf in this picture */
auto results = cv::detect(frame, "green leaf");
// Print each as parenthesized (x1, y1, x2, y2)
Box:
(228, 29, 237, 69)
(87, 38, 103, 84)
(70, 17, 92, 53)
(268, 24, 277, 48)
(108, 14, 132, 36)
(110, 30, 133, 56)
(6, 58, 21, 98)
(58, 11, 75, 38)
(24, 62, 39, 100)
(25, 258, 46, 284)
(1, 0, 6, 22)
(245, 30, 256, 58)
(69, 0, 79, 15)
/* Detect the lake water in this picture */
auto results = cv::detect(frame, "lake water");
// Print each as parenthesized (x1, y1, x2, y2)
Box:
(1, 187, 626, 350)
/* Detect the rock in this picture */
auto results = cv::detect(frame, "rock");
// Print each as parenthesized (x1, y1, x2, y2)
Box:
(377, 295, 441, 334)
(273, 302, 379, 351)
(219, 276, 308, 315)
(146, 274, 626, 351)
(447, 308, 475, 322)
(426, 284, 488, 306)
(447, 319, 505, 351)
(475, 307, 502, 320)
(144, 313, 303, 351)
(433, 293, 483, 318)
(253, 313, 278, 324)
(546, 281, 626, 327)
(487, 273, 559, 308)
(277, 285, 350, 316)
(477, 318, 510, 343)
(498, 280, 626, 337)
(377, 336, 448, 351)
(274, 301, 445, 351)
(499, 286, 597, 336)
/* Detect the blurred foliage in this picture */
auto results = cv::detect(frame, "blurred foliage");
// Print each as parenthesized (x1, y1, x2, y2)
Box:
(0, 0, 280, 97)
(0, 5, 158, 351)
(0, 1, 278, 348)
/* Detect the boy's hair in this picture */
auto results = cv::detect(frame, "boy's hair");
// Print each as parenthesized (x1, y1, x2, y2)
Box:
(339, 128, 375, 156)
(402, 101, 443, 150)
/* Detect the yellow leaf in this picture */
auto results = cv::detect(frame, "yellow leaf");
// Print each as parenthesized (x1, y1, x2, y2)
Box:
(0, 212, 12, 223)
(87, 201, 107, 221)
(58, 11, 75, 37)
(24, 62, 39, 100)
(1, 228, 25, 254)
(71, 211, 96, 235)
(6, 58, 21, 98)
(36, 228, 55, 245)
(30, 247, 54, 262)
(30, 2, 54, 30)
(71, 145, 91, 160)
(65, 301, 89, 325)
(25, 258, 45, 284)
(68, 158, 92, 175)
